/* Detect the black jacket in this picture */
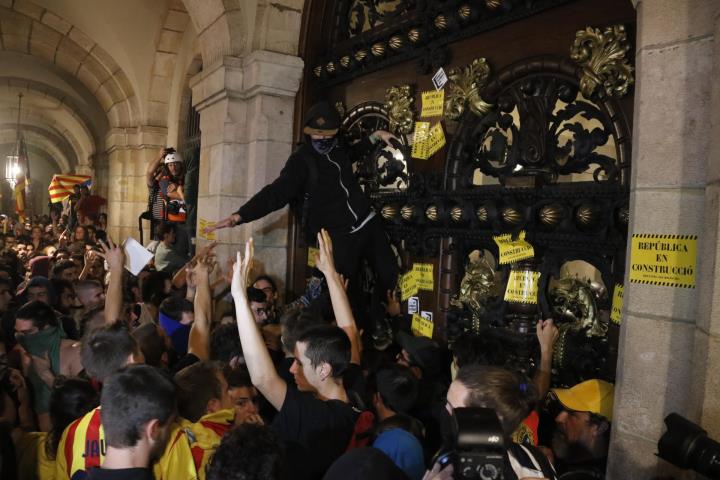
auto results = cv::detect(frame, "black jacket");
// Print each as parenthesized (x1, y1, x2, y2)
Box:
(235, 138, 374, 238)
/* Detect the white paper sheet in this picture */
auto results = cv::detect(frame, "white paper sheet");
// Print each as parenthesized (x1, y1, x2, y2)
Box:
(122, 237, 154, 276)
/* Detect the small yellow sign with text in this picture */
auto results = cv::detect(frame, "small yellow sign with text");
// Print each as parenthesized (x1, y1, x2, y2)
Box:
(411, 313, 434, 338)
(421, 90, 444, 117)
(504, 270, 541, 304)
(629, 234, 697, 288)
(307, 247, 319, 268)
(412, 263, 434, 291)
(610, 284, 624, 324)
(400, 271, 419, 302)
(493, 231, 534, 265)
(411, 122, 430, 160)
(426, 123, 446, 157)
(198, 219, 216, 241)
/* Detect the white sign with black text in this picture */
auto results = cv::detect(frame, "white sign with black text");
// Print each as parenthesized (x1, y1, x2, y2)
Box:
(432, 67, 448, 90)
(408, 296, 419, 315)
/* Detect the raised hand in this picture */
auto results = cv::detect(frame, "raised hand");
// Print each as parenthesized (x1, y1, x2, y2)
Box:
(315, 229, 337, 276)
(536, 318, 559, 354)
(386, 289, 401, 317)
(97, 237, 124, 271)
(231, 238, 254, 300)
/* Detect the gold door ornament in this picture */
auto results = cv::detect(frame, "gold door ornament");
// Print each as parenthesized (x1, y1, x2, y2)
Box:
(384, 85, 415, 135)
(570, 24, 635, 100)
(444, 58, 493, 121)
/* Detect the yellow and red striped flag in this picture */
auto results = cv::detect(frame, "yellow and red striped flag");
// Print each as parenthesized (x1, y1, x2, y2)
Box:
(14, 178, 26, 222)
(48, 175, 92, 203)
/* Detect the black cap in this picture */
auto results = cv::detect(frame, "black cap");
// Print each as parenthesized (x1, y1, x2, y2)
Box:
(323, 448, 409, 480)
(303, 101, 341, 136)
(396, 331, 445, 377)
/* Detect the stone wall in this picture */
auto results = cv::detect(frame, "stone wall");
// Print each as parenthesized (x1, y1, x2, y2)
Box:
(608, 1, 720, 477)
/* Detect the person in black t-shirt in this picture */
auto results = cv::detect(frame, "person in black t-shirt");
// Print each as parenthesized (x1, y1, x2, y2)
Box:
(88, 365, 176, 480)
(231, 230, 362, 480)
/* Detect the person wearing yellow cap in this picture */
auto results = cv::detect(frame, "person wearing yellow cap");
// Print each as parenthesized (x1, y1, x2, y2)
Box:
(548, 379, 614, 478)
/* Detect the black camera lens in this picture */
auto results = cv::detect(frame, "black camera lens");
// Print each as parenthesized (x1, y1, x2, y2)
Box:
(658, 413, 720, 478)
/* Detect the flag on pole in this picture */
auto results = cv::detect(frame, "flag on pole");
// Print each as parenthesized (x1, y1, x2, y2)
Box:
(14, 178, 26, 222)
(48, 175, 92, 203)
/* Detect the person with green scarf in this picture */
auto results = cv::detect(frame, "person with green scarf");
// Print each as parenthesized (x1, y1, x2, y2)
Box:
(15, 301, 83, 431)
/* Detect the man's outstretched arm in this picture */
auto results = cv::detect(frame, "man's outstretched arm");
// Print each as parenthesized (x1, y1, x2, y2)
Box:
(232, 238, 287, 410)
(205, 153, 307, 234)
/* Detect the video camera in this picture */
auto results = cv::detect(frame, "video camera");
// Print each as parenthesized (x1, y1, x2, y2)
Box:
(658, 413, 720, 478)
(439, 407, 507, 480)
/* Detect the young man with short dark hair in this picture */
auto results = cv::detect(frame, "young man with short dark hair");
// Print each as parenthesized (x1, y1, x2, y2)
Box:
(89, 365, 177, 480)
(55, 324, 142, 479)
(231, 231, 360, 480)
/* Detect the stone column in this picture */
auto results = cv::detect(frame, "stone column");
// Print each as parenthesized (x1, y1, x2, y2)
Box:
(105, 127, 167, 241)
(607, 1, 720, 478)
(191, 51, 304, 286)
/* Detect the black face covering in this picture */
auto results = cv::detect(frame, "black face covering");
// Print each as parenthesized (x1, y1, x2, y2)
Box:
(311, 137, 337, 154)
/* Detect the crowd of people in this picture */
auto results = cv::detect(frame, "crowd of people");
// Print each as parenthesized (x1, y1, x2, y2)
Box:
(0, 212, 614, 480)
(0, 100, 616, 479)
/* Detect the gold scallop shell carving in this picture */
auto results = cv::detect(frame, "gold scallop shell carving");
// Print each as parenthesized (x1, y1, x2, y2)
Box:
(476, 205, 489, 223)
(408, 28, 422, 43)
(354, 49, 368, 62)
(450, 206, 464, 223)
(401, 205, 415, 221)
(313, 65, 323, 78)
(434, 14, 447, 30)
(539, 204, 563, 227)
(425, 205, 439, 222)
(485, 0, 502, 9)
(340, 56, 351, 68)
(458, 5, 472, 20)
(326, 61, 336, 74)
(575, 205, 596, 226)
(501, 207, 522, 225)
(371, 42, 386, 57)
(389, 35, 403, 50)
(381, 204, 398, 220)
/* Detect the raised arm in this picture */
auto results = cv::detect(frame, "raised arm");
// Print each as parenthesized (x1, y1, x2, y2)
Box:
(533, 318, 559, 401)
(188, 254, 213, 360)
(146, 147, 166, 188)
(97, 237, 125, 325)
(232, 239, 287, 410)
(315, 229, 361, 365)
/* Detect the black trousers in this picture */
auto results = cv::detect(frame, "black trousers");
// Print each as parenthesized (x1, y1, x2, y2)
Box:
(327, 215, 399, 329)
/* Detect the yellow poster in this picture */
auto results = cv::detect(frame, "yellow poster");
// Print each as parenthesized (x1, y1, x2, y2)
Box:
(412, 263, 434, 291)
(504, 270, 541, 304)
(400, 271, 419, 301)
(198, 219, 216, 241)
(421, 90, 444, 117)
(493, 231, 534, 265)
(411, 313, 434, 338)
(307, 247, 319, 268)
(411, 121, 430, 160)
(426, 123, 446, 157)
(610, 284, 624, 325)
(629, 234, 697, 288)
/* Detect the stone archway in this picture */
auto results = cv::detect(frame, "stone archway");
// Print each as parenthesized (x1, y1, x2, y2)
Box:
(182, 0, 306, 285)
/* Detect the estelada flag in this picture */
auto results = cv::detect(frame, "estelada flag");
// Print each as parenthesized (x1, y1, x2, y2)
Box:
(48, 174, 92, 203)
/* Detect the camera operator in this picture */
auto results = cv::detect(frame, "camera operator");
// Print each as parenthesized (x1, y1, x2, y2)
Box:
(146, 147, 190, 257)
(444, 365, 558, 479)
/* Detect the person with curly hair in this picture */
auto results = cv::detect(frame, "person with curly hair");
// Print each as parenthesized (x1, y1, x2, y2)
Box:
(206, 424, 284, 480)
